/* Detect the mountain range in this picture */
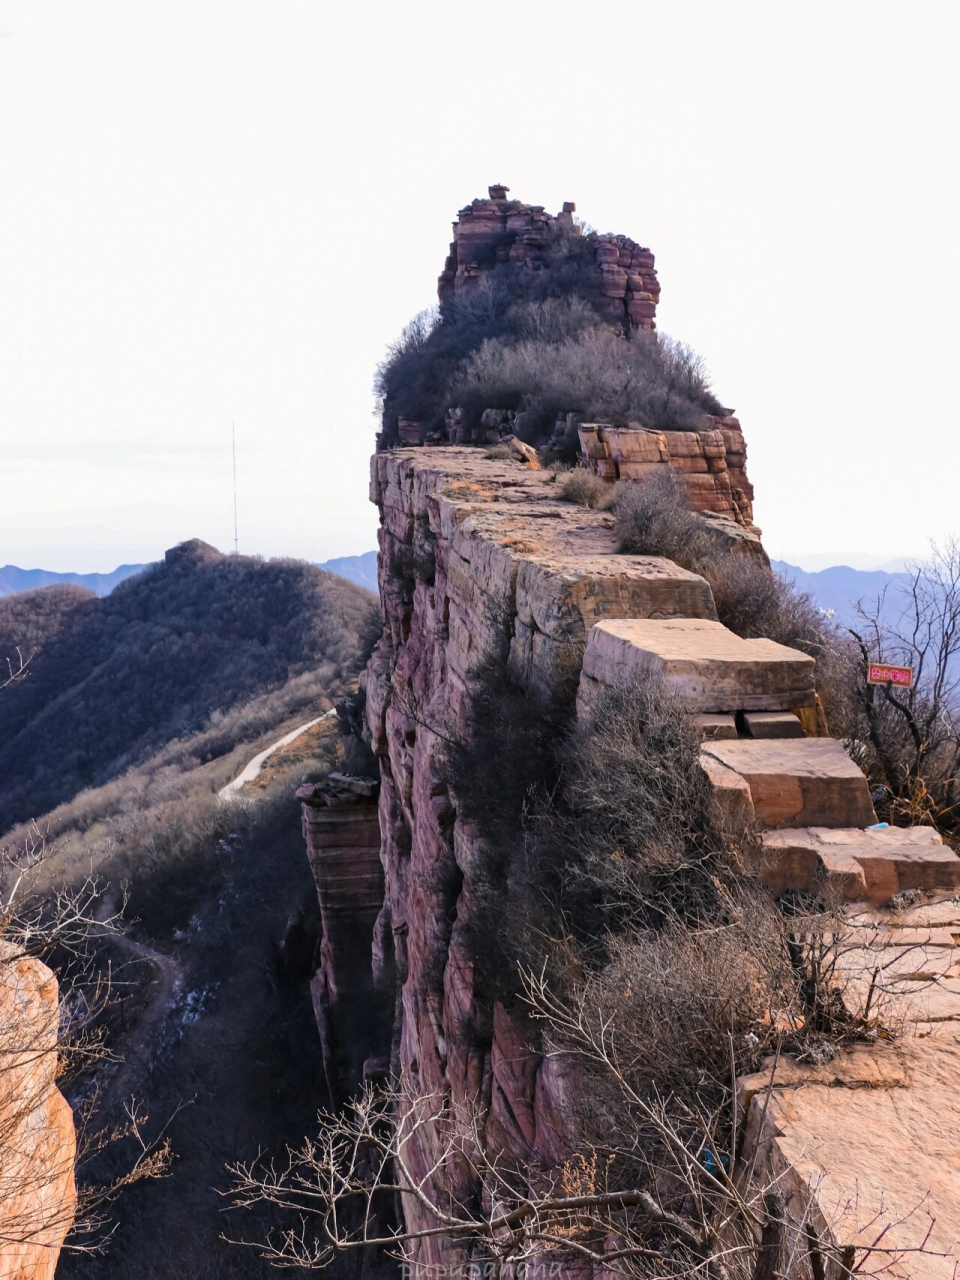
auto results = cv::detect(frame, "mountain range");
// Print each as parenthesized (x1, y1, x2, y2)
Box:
(1, 552, 910, 633)
(770, 559, 911, 629)
(0, 549, 379, 598)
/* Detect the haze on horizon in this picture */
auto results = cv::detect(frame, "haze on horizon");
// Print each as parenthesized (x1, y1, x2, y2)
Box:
(1, 2, 956, 574)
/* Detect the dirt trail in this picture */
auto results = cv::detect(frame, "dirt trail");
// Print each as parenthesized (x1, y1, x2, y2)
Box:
(93, 891, 184, 1100)
(217, 709, 336, 800)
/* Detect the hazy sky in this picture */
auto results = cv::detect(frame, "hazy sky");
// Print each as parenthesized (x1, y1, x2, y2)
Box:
(1, 2, 957, 572)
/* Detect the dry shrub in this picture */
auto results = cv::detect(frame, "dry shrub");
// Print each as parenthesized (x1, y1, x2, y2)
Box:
(612, 472, 859, 735)
(559, 468, 613, 510)
(483, 444, 516, 461)
(612, 469, 713, 567)
(589, 926, 775, 1092)
(457, 324, 722, 434)
(377, 285, 725, 445)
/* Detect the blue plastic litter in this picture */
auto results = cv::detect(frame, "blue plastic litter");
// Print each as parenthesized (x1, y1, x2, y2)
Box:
(702, 1150, 729, 1174)
(866, 822, 889, 830)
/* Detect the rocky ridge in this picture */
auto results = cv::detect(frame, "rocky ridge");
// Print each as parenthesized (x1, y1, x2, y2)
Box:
(297, 443, 960, 1274)
(438, 185, 660, 332)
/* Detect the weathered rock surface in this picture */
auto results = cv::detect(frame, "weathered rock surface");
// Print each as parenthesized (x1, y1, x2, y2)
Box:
(438, 186, 661, 332)
(742, 710, 806, 738)
(0, 947, 75, 1280)
(306, 442, 960, 1275)
(738, 895, 960, 1275)
(701, 737, 878, 828)
(577, 617, 815, 718)
(297, 774, 388, 1102)
(577, 421, 759, 529)
(760, 824, 959, 903)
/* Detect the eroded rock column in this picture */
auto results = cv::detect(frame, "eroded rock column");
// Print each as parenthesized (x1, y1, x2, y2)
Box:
(297, 775, 389, 1102)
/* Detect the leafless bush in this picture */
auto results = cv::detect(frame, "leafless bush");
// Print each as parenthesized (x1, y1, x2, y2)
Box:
(843, 538, 960, 829)
(481, 443, 513, 460)
(457, 325, 723, 433)
(564, 675, 748, 927)
(377, 285, 725, 445)
(0, 829, 171, 1266)
(226, 934, 937, 1278)
(612, 470, 714, 567)
(560, 467, 613, 509)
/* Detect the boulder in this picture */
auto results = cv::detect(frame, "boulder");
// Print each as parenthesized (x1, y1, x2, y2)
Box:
(701, 738, 877, 828)
(577, 618, 816, 717)
(760, 824, 959, 902)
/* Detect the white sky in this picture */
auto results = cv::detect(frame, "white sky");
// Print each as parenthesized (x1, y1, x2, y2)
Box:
(1, 1, 957, 572)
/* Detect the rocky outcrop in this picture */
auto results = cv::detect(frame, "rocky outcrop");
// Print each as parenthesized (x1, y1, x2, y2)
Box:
(335, 443, 960, 1274)
(577, 420, 758, 528)
(438, 185, 660, 331)
(0, 947, 76, 1280)
(297, 775, 388, 1102)
(737, 897, 960, 1277)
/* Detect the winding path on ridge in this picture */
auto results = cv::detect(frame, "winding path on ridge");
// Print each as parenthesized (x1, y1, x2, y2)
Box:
(217, 709, 336, 800)
(91, 890, 185, 1102)
(88, 711, 335, 1101)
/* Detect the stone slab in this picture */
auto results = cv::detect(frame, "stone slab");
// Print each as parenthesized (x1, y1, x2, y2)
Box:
(695, 713, 738, 740)
(577, 618, 816, 718)
(738, 1040, 960, 1276)
(701, 739, 877, 828)
(760, 825, 958, 903)
(742, 710, 806, 739)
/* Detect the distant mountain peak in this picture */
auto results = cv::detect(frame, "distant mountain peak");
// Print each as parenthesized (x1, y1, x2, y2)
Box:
(164, 539, 222, 567)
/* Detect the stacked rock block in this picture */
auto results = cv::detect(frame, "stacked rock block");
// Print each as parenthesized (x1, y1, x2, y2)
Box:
(578, 420, 758, 530)
(296, 774, 388, 1103)
(438, 185, 661, 331)
(328, 445, 960, 1276)
(577, 615, 960, 903)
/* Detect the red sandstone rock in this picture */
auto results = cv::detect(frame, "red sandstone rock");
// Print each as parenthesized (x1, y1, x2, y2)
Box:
(324, 443, 960, 1276)
(438, 186, 660, 332)
(0, 948, 75, 1280)
(577, 421, 759, 530)
(297, 775, 387, 1102)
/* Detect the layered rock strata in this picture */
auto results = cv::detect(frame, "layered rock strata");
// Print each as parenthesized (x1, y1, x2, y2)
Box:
(0, 947, 76, 1280)
(438, 185, 660, 331)
(310, 444, 960, 1274)
(577, 421, 758, 528)
(737, 897, 960, 1277)
(297, 774, 388, 1102)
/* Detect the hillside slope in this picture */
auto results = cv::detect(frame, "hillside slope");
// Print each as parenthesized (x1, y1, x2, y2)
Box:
(0, 551, 378, 597)
(0, 539, 378, 831)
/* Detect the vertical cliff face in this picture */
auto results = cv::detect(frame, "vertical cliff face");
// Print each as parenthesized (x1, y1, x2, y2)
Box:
(297, 189, 960, 1272)
(297, 775, 389, 1104)
(344, 446, 960, 1274)
(0, 948, 76, 1280)
(360, 450, 748, 1271)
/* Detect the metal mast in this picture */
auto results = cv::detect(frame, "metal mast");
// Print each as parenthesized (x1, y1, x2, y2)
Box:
(232, 421, 239, 555)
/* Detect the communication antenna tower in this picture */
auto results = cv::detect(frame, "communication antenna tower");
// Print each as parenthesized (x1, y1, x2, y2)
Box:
(232, 421, 239, 555)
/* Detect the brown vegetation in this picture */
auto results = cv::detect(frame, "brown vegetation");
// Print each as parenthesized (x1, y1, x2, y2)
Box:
(376, 290, 724, 446)
(231, 674, 925, 1277)
(0, 543, 379, 830)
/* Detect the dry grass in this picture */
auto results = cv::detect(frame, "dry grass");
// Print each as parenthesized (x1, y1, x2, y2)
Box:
(559, 467, 614, 509)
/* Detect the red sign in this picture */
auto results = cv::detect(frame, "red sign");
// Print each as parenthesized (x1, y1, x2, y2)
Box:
(867, 663, 914, 688)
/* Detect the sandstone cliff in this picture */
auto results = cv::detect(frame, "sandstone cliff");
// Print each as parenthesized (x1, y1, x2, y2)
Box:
(333, 447, 960, 1273)
(0, 947, 76, 1280)
(297, 191, 960, 1275)
(438, 185, 660, 332)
